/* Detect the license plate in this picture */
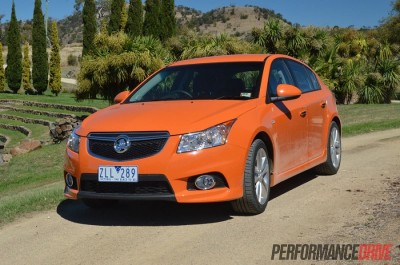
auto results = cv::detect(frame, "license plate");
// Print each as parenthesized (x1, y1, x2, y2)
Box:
(98, 166, 138, 182)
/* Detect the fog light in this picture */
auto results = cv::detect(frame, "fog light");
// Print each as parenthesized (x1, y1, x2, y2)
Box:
(66, 173, 74, 188)
(195, 175, 216, 190)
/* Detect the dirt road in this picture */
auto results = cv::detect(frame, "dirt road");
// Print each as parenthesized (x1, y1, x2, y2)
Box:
(1, 129, 399, 265)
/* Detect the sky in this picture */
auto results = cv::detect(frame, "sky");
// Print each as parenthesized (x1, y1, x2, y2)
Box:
(0, 0, 395, 28)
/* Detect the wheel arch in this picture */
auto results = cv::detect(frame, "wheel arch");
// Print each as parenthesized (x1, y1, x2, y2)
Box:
(332, 116, 342, 134)
(254, 131, 274, 171)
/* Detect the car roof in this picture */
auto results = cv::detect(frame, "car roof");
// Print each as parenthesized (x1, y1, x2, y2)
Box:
(168, 54, 270, 67)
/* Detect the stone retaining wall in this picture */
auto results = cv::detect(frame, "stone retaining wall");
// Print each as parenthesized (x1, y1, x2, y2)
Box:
(50, 117, 81, 142)
(0, 123, 31, 136)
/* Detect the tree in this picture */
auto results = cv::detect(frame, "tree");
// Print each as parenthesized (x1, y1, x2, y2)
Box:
(380, 0, 400, 44)
(125, 0, 143, 37)
(32, 0, 48, 94)
(378, 59, 400, 103)
(49, 22, 62, 96)
(0, 43, 5, 92)
(77, 33, 172, 101)
(6, 2, 22, 93)
(0, 14, 4, 45)
(108, 0, 125, 34)
(82, 0, 96, 56)
(253, 18, 283, 53)
(120, 2, 128, 30)
(22, 42, 33, 93)
(284, 26, 307, 58)
(160, 0, 176, 40)
(143, 0, 161, 38)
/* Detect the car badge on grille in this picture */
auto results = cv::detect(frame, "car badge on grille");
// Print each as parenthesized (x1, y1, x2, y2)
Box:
(114, 135, 131, 154)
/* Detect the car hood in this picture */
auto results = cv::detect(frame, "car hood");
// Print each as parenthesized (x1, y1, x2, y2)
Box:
(77, 100, 258, 136)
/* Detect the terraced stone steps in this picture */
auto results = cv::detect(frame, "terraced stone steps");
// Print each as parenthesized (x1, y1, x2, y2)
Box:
(0, 99, 98, 114)
(0, 98, 98, 163)
(0, 105, 77, 119)
(0, 114, 52, 126)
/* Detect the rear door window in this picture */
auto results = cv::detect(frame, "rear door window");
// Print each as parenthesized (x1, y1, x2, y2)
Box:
(285, 60, 316, 93)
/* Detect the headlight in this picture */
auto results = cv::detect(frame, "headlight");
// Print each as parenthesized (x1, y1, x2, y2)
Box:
(67, 129, 80, 153)
(177, 120, 235, 153)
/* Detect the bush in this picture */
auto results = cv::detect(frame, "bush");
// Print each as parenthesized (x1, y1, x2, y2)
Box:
(67, 54, 78, 66)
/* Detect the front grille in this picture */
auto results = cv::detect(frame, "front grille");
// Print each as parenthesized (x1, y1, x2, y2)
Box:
(87, 132, 169, 161)
(80, 174, 174, 195)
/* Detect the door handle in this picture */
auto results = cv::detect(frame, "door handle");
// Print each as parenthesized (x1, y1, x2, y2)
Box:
(300, 110, 307, 118)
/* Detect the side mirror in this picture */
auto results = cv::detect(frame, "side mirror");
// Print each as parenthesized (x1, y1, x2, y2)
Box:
(271, 84, 302, 102)
(113, 91, 130, 104)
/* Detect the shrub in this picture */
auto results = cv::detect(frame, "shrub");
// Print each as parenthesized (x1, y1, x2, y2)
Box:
(67, 54, 78, 66)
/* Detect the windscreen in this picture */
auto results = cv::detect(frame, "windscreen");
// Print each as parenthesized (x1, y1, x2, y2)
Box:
(127, 62, 264, 102)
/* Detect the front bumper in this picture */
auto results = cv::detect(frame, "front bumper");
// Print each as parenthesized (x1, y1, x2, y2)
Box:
(64, 135, 248, 203)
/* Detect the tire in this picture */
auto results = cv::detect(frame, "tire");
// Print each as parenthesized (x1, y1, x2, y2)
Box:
(314, 121, 341, 175)
(82, 199, 118, 209)
(231, 139, 271, 215)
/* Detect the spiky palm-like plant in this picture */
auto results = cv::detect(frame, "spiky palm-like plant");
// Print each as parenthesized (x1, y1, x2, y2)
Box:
(378, 59, 400, 103)
(254, 18, 283, 53)
(284, 26, 307, 58)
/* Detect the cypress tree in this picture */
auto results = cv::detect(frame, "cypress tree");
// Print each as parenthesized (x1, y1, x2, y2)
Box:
(120, 3, 128, 30)
(143, 0, 161, 38)
(0, 43, 5, 92)
(49, 22, 61, 96)
(82, 0, 96, 57)
(22, 42, 33, 93)
(125, 0, 143, 37)
(160, 0, 175, 40)
(6, 2, 22, 93)
(32, 0, 48, 94)
(108, 0, 125, 34)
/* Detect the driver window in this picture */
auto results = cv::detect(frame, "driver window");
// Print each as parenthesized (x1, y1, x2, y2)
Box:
(267, 59, 293, 98)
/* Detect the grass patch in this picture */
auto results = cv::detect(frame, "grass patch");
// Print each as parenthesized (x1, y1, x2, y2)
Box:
(0, 91, 109, 109)
(0, 143, 65, 225)
(339, 104, 400, 136)
(0, 183, 64, 226)
(0, 143, 65, 195)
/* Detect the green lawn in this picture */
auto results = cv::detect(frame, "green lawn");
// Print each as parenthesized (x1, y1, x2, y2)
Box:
(0, 143, 65, 225)
(338, 104, 400, 136)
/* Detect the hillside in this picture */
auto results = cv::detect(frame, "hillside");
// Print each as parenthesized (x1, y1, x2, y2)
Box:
(55, 5, 290, 45)
(181, 5, 290, 39)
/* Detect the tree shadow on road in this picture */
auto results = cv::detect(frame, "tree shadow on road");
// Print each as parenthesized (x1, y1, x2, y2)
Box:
(57, 171, 318, 227)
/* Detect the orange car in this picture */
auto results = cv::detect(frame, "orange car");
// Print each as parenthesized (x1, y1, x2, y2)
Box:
(64, 54, 341, 214)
